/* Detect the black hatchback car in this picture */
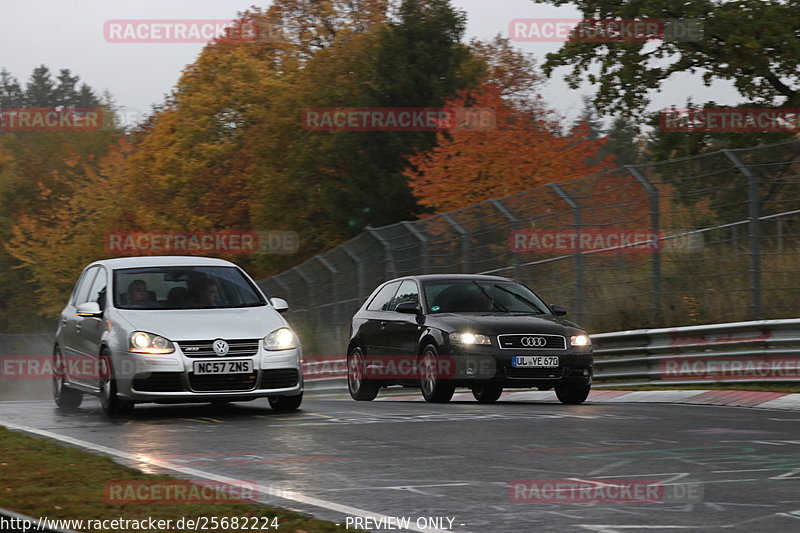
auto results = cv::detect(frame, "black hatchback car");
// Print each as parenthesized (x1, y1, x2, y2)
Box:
(346, 274, 593, 404)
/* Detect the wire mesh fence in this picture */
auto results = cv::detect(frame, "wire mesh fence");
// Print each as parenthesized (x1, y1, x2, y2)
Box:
(257, 140, 800, 355)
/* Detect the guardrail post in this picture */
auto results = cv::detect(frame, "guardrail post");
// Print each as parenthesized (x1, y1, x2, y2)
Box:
(442, 213, 471, 274)
(626, 165, 662, 326)
(341, 242, 367, 299)
(723, 150, 762, 320)
(548, 183, 583, 323)
(316, 256, 341, 349)
(365, 227, 396, 279)
(490, 199, 522, 278)
(401, 221, 429, 274)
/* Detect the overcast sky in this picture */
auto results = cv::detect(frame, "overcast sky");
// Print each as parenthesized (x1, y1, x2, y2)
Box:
(1, 0, 741, 127)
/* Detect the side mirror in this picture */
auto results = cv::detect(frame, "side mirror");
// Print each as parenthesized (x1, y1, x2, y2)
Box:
(395, 302, 422, 315)
(270, 297, 289, 313)
(550, 304, 568, 317)
(76, 301, 102, 318)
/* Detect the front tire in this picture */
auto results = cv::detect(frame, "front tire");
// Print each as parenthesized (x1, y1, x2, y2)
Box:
(53, 346, 82, 409)
(268, 393, 303, 412)
(419, 344, 455, 403)
(99, 352, 133, 416)
(347, 346, 379, 401)
(555, 381, 591, 405)
(472, 383, 503, 404)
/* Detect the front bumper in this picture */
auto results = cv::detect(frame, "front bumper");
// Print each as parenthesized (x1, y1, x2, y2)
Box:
(113, 347, 303, 403)
(443, 344, 593, 388)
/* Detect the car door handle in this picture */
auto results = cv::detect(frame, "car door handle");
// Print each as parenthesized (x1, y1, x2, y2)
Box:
(75, 324, 82, 333)
(380, 322, 387, 330)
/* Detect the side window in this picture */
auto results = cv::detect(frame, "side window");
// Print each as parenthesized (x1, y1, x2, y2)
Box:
(86, 268, 108, 309)
(72, 267, 98, 306)
(390, 280, 419, 311)
(366, 282, 401, 311)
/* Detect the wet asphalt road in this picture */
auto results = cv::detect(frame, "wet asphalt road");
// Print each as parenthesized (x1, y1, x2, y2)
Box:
(1, 392, 799, 533)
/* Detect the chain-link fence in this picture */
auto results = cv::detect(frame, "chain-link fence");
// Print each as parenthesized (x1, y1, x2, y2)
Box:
(257, 140, 800, 355)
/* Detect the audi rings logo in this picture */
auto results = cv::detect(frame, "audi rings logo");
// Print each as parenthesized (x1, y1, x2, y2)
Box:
(521, 337, 547, 347)
(213, 339, 230, 356)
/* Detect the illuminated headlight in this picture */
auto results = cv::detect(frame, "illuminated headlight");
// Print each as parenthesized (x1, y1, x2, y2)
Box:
(570, 334, 591, 347)
(450, 333, 492, 345)
(129, 331, 175, 354)
(264, 327, 298, 350)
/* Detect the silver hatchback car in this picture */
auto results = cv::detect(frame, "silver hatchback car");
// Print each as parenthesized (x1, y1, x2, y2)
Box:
(53, 256, 303, 416)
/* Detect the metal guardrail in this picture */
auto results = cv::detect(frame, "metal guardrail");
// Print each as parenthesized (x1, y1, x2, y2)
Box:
(303, 318, 800, 393)
(592, 318, 800, 387)
(3, 319, 797, 398)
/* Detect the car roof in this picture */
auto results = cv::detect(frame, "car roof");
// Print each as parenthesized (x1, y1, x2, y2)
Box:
(386, 274, 515, 283)
(85, 256, 239, 270)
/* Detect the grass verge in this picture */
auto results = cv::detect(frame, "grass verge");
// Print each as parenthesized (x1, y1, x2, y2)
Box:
(0, 426, 352, 532)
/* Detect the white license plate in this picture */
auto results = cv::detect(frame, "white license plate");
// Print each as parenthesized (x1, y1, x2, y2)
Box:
(193, 360, 253, 375)
(512, 356, 559, 368)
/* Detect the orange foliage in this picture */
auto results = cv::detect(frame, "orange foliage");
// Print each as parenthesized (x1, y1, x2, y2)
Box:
(404, 83, 615, 214)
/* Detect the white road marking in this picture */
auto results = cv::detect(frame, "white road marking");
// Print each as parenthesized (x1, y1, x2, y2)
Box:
(770, 468, 800, 480)
(0, 419, 460, 533)
(587, 461, 632, 476)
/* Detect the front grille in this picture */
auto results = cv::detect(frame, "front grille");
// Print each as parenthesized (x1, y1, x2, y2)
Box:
(189, 371, 258, 392)
(132, 372, 185, 392)
(505, 367, 564, 379)
(178, 339, 260, 358)
(497, 334, 567, 350)
(261, 369, 299, 389)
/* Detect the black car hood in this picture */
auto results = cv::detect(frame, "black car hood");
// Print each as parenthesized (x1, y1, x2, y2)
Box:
(427, 313, 582, 335)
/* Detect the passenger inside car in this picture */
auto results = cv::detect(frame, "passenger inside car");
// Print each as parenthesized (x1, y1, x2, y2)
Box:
(122, 279, 158, 307)
(166, 286, 188, 307)
(183, 277, 219, 308)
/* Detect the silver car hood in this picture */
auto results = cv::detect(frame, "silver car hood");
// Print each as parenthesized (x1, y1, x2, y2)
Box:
(114, 306, 283, 341)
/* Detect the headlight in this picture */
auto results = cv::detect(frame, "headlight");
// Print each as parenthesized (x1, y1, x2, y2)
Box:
(450, 332, 492, 345)
(570, 334, 591, 347)
(129, 331, 175, 354)
(264, 327, 298, 350)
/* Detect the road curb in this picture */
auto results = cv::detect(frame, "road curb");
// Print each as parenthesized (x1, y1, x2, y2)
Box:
(371, 388, 800, 410)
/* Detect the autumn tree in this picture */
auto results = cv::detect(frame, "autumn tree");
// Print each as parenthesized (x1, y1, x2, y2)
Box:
(404, 83, 614, 213)
(0, 66, 118, 331)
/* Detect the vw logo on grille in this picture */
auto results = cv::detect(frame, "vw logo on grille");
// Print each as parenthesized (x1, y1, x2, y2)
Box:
(212, 339, 230, 356)
(521, 336, 547, 347)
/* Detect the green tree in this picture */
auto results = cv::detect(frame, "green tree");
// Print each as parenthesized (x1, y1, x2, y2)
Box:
(532, 0, 800, 118)
(573, 95, 604, 141)
(294, 0, 482, 235)
(0, 69, 24, 107)
(598, 116, 642, 166)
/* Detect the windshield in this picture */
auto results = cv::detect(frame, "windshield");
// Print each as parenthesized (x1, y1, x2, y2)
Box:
(422, 280, 551, 315)
(113, 266, 266, 310)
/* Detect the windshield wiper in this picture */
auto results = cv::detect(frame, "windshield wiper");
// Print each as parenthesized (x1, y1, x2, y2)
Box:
(472, 281, 509, 312)
(492, 284, 548, 313)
